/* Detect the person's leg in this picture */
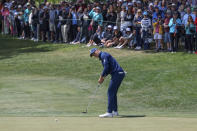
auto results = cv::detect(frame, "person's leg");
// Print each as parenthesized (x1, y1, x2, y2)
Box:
(170, 33, 175, 52)
(65, 24, 70, 43)
(107, 72, 125, 113)
(195, 33, 197, 52)
(167, 33, 171, 51)
(175, 34, 179, 52)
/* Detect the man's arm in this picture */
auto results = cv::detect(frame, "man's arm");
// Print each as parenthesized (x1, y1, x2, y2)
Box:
(98, 55, 110, 84)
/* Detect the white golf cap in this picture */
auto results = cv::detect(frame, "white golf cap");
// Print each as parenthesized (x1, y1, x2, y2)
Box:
(149, 3, 153, 7)
(126, 28, 131, 32)
(119, 0, 122, 2)
(113, 26, 118, 30)
(18, 5, 22, 8)
(108, 25, 112, 28)
(172, 3, 176, 6)
(26, 3, 30, 6)
(96, 6, 100, 10)
(128, 2, 133, 6)
(132, 0, 136, 3)
(137, 1, 141, 4)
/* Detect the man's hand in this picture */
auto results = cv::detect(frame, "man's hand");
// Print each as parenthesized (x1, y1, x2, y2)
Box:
(98, 76, 104, 84)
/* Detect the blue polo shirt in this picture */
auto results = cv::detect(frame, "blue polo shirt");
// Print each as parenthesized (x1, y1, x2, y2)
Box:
(99, 52, 123, 77)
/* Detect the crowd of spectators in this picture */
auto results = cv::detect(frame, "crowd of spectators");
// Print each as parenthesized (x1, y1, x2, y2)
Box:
(1, 0, 197, 54)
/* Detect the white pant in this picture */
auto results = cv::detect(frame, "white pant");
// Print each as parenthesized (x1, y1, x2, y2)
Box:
(61, 24, 70, 43)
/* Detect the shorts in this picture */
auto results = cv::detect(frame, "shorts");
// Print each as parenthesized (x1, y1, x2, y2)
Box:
(164, 32, 171, 43)
(154, 33, 162, 40)
(49, 22, 56, 32)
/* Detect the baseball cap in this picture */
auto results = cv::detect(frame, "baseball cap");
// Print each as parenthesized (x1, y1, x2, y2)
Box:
(96, 6, 100, 10)
(126, 28, 131, 32)
(113, 26, 118, 30)
(132, 0, 136, 3)
(128, 2, 133, 6)
(108, 25, 112, 28)
(18, 5, 22, 8)
(149, 3, 153, 7)
(90, 48, 98, 57)
(143, 11, 148, 16)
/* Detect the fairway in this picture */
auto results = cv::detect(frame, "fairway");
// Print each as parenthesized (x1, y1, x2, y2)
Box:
(0, 35, 197, 130)
(0, 117, 197, 131)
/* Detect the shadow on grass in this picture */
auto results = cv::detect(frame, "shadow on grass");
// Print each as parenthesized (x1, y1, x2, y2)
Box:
(115, 115, 146, 118)
(0, 35, 65, 60)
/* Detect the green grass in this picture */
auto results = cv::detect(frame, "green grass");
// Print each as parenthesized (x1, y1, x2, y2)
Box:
(0, 35, 197, 118)
(0, 117, 197, 131)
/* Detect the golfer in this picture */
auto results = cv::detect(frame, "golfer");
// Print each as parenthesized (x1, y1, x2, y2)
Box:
(90, 48, 125, 118)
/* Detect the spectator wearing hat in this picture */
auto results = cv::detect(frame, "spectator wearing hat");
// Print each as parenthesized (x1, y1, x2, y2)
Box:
(100, 25, 113, 46)
(14, 5, 22, 37)
(185, 15, 195, 53)
(153, 14, 163, 52)
(105, 26, 123, 48)
(141, 11, 151, 50)
(171, 3, 181, 19)
(89, 6, 103, 34)
(164, 10, 172, 52)
(87, 26, 103, 47)
(114, 27, 133, 49)
(169, 12, 182, 53)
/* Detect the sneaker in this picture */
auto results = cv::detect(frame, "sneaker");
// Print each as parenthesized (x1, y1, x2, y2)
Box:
(114, 45, 120, 49)
(118, 45, 124, 49)
(135, 46, 141, 50)
(93, 42, 97, 46)
(99, 112, 113, 118)
(34, 39, 38, 42)
(112, 111, 119, 116)
(86, 44, 91, 47)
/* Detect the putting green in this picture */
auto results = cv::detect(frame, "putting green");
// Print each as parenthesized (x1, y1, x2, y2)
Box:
(0, 117, 197, 131)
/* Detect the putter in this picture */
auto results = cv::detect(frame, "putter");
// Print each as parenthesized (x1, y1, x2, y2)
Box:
(82, 84, 101, 114)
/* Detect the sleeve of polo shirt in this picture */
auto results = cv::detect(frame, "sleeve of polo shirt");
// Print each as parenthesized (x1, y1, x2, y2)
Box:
(101, 55, 110, 77)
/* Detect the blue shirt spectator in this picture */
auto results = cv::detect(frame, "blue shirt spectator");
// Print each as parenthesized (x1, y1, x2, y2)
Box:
(89, 7, 103, 26)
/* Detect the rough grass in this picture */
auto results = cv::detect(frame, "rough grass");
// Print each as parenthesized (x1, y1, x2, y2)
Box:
(0, 35, 197, 117)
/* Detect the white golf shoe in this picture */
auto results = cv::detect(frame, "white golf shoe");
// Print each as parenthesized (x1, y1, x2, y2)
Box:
(99, 112, 113, 118)
(112, 111, 119, 116)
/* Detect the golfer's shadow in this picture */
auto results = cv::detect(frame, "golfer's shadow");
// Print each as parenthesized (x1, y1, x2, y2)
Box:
(115, 115, 146, 118)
